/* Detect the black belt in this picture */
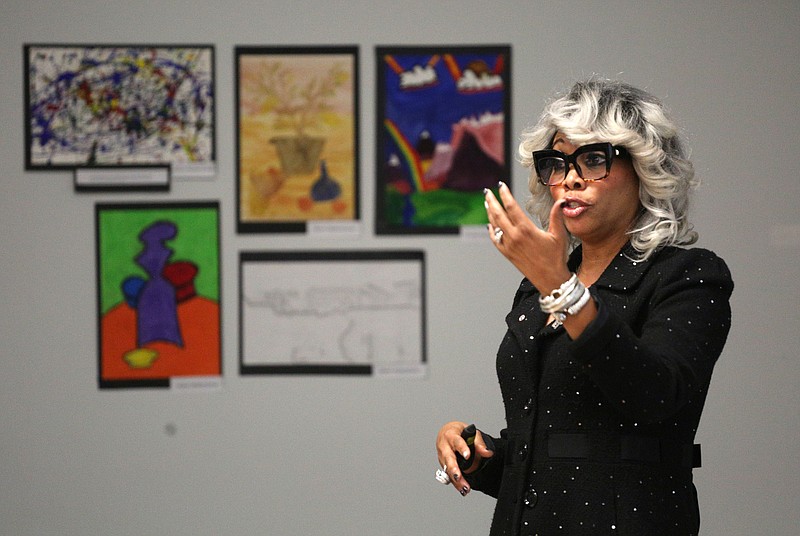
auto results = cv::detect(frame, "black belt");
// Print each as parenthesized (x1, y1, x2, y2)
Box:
(542, 432, 701, 469)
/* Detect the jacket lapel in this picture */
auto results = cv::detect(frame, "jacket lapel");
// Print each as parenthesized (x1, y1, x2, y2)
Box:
(590, 243, 655, 292)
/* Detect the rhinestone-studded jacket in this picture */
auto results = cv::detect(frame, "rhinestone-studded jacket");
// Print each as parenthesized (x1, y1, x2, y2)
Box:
(467, 244, 733, 535)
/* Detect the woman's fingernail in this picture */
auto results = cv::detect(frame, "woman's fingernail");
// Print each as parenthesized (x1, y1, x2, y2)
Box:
(498, 181, 505, 189)
(483, 188, 489, 194)
(463, 450, 471, 459)
(460, 486, 470, 496)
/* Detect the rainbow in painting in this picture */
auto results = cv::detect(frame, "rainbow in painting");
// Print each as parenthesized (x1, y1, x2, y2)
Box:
(383, 119, 426, 193)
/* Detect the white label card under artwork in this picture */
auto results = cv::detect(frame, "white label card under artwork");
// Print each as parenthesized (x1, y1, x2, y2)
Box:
(172, 161, 217, 180)
(373, 363, 428, 379)
(76, 167, 169, 188)
(307, 220, 363, 238)
(171, 376, 223, 392)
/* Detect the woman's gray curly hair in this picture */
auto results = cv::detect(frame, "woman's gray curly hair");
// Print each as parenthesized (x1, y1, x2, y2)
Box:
(518, 78, 698, 261)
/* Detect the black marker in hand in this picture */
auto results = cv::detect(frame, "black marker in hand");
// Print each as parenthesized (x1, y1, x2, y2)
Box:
(456, 424, 477, 471)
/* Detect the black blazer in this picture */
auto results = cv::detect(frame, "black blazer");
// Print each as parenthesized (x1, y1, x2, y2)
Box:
(467, 244, 734, 536)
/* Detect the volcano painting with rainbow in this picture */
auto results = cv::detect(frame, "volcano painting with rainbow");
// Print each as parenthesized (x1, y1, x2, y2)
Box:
(375, 45, 511, 234)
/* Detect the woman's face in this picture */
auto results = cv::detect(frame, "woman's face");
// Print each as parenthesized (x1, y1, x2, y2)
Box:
(549, 133, 641, 248)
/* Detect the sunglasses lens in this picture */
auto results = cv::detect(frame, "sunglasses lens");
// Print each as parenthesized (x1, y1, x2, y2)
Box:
(575, 150, 610, 180)
(537, 157, 565, 185)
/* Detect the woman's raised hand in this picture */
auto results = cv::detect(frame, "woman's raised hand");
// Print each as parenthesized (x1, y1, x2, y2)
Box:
(484, 182, 571, 295)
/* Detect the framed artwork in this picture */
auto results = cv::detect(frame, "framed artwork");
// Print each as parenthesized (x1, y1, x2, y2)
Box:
(24, 44, 215, 175)
(239, 250, 426, 376)
(375, 45, 512, 234)
(235, 46, 360, 233)
(95, 201, 221, 389)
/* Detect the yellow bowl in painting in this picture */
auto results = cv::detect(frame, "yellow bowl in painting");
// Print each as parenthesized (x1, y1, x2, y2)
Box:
(123, 348, 159, 369)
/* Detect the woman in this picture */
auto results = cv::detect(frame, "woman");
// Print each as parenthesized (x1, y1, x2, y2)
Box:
(435, 78, 733, 535)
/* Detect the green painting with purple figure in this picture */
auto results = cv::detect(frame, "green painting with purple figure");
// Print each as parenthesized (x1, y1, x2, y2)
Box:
(95, 202, 220, 388)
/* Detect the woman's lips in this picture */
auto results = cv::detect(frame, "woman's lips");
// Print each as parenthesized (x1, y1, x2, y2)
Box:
(561, 199, 590, 217)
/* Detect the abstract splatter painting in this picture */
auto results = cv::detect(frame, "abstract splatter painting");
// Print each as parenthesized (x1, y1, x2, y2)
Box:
(25, 45, 214, 169)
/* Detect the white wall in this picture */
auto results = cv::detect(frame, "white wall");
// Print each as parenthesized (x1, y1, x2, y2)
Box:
(1, 1, 798, 534)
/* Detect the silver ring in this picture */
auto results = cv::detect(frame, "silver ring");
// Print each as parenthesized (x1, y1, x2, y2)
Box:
(435, 465, 451, 485)
(493, 228, 504, 244)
